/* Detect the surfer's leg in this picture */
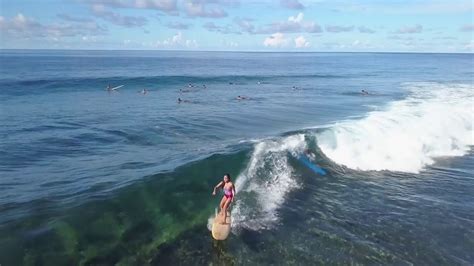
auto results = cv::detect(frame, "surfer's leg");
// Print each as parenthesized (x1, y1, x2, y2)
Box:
(219, 196, 226, 215)
(220, 198, 232, 224)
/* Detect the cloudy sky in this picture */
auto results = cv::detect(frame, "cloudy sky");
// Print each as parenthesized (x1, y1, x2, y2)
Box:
(1, 0, 473, 52)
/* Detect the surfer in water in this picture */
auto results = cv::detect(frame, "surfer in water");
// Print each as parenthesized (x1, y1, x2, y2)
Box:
(304, 148, 316, 160)
(212, 174, 235, 224)
(106, 84, 115, 91)
(236, 95, 249, 101)
(178, 98, 192, 103)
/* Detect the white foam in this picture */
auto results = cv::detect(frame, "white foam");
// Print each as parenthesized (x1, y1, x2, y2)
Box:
(222, 134, 306, 232)
(317, 82, 474, 173)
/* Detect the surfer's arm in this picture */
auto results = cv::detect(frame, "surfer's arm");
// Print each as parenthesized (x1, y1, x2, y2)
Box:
(212, 181, 223, 195)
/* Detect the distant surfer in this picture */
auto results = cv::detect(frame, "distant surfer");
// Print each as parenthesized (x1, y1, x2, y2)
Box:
(361, 89, 369, 95)
(106, 84, 116, 91)
(236, 95, 249, 100)
(304, 149, 316, 161)
(212, 174, 235, 224)
(106, 84, 122, 91)
(294, 150, 327, 175)
(177, 98, 191, 103)
(140, 89, 148, 94)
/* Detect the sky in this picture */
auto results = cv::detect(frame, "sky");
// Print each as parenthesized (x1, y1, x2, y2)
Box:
(0, 0, 473, 52)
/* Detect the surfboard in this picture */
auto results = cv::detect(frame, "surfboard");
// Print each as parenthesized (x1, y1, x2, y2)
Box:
(292, 153, 327, 175)
(107, 85, 123, 91)
(211, 211, 231, 240)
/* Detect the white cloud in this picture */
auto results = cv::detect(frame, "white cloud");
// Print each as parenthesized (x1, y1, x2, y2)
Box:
(135, 0, 177, 10)
(395, 24, 423, 34)
(156, 31, 198, 49)
(408, 1, 473, 14)
(88, 0, 178, 12)
(57, 14, 94, 23)
(433, 36, 457, 40)
(263, 32, 289, 47)
(166, 21, 190, 29)
(203, 21, 240, 34)
(172, 31, 182, 43)
(184, 0, 227, 18)
(322, 39, 375, 50)
(280, 0, 304, 10)
(326, 25, 354, 33)
(91, 5, 148, 27)
(256, 12, 322, 34)
(233, 17, 254, 34)
(220, 39, 238, 48)
(351, 40, 373, 48)
(294, 35, 310, 48)
(326, 0, 472, 15)
(288, 12, 304, 23)
(388, 35, 415, 41)
(358, 26, 375, 33)
(464, 40, 474, 51)
(91, 3, 106, 13)
(0, 13, 107, 39)
(185, 39, 198, 48)
(460, 24, 474, 32)
(81, 35, 101, 43)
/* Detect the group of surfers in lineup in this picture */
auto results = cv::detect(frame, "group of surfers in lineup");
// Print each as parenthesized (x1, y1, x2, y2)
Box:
(106, 83, 250, 102)
(106, 84, 371, 103)
(178, 83, 251, 103)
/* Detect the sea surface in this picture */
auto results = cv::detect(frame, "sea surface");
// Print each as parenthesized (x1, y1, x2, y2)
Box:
(0, 50, 473, 265)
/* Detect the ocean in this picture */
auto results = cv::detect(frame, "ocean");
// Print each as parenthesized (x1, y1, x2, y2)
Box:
(0, 50, 473, 265)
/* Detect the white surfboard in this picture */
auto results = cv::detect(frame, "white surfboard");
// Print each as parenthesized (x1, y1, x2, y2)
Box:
(211, 211, 231, 240)
(107, 85, 123, 91)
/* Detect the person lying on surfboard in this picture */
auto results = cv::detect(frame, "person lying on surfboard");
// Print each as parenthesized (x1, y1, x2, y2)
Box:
(212, 173, 235, 224)
(304, 148, 316, 160)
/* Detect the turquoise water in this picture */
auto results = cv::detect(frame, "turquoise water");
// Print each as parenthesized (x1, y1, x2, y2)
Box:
(0, 50, 473, 265)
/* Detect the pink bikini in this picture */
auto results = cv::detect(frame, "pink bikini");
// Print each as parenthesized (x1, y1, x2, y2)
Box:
(223, 187, 233, 200)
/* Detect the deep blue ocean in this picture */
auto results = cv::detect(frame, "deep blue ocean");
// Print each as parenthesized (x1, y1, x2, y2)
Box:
(0, 50, 473, 265)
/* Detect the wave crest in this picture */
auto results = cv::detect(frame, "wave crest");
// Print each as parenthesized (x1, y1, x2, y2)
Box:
(207, 134, 306, 232)
(317, 82, 474, 173)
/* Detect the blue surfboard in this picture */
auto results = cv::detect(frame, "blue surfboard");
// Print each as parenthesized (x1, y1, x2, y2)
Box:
(293, 153, 327, 175)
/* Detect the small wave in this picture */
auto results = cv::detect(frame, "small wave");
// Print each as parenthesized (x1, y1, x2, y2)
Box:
(316, 82, 474, 173)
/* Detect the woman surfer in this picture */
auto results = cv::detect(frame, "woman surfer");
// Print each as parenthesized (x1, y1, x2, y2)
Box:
(212, 174, 236, 224)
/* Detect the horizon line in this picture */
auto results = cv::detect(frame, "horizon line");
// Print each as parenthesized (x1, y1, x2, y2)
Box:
(0, 48, 473, 55)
